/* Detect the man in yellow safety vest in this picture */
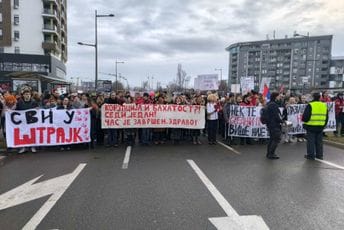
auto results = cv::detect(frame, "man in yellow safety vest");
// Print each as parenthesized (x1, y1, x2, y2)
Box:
(302, 92, 329, 160)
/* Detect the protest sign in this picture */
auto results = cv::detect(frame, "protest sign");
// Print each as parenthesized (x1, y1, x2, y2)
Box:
(228, 105, 269, 138)
(101, 104, 205, 129)
(287, 102, 336, 134)
(6, 108, 91, 148)
(240, 76, 254, 94)
(228, 102, 336, 138)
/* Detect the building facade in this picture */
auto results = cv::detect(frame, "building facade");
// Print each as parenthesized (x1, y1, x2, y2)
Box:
(0, 0, 67, 93)
(226, 35, 333, 93)
(329, 57, 344, 89)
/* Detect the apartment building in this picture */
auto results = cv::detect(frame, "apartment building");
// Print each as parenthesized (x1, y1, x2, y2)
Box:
(0, 0, 68, 93)
(226, 35, 333, 93)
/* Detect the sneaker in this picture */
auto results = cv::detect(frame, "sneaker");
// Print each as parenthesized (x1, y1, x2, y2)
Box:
(316, 155, 323, 160)
(284, 139, 289, 143)
(18, 148, 26, 154)
(297, 138, 302, 142)
(302, 138, 307, 142)
(60, 147, 65, 151)
(31, 147, 37, 153)
(197, 140, 202, 145)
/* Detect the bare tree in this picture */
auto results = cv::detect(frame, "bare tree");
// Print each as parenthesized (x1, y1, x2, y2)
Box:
(142, 81, 149, 90)
(176, 64, 187, 91)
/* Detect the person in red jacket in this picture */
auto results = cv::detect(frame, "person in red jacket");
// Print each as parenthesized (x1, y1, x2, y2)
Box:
(334, 92, 344, 136)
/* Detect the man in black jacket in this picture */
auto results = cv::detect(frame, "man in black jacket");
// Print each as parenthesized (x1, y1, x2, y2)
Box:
(266, 92, 283, 159)
(302, 92, 329, 160)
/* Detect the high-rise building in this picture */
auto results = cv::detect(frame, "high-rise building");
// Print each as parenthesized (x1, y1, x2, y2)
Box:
(226, 35, 333, 93)
(329, 56, 344, 89)
(0, 0, 68, 93)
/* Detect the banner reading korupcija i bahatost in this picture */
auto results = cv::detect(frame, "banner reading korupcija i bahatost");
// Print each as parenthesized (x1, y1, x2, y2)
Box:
(101, 104, 205, 129)
(6, 108, 91, 148)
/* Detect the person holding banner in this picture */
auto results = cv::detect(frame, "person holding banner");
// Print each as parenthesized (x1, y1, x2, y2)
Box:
(206, 94, 219, 145)
(266, 92, 283, 159)
(302, 92, 329, 160)
(16, 89, 39, 154)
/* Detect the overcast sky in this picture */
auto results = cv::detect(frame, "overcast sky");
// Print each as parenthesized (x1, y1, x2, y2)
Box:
(67, 0, 344, 88)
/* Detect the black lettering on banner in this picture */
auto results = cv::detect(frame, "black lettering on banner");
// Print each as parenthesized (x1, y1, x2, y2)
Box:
(327, 102, 334, 112)
(325, 120, 336, 129)
(42, 110, 53, 124)
(25, 110, 38, 124)
(10, 112, 21, 125)
(64, 111, 75, 124)
(251, 127, 266, 137)
(289, 124, 305, 133)
(229, 124, 249, 136)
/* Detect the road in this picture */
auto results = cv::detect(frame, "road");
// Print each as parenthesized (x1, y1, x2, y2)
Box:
(0, 139, 344, 230)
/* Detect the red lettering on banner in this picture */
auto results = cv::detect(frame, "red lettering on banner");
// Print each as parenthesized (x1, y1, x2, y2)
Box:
(14, 128, 36, 146)
(47, 127, 55, 143)
(37, 127, 46, 143)
(56, 127, 65, 143)
(65, 128, 73, 143)
(73, 128, 82, 142)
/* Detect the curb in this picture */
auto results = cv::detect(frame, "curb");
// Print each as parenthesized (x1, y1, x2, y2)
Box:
(324, 140, 344, 149)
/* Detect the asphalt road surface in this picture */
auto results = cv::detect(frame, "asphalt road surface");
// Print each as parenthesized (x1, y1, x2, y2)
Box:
(1, 139, 344, 230)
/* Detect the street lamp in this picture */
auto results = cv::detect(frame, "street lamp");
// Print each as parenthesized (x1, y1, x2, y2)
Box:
(115, 60, 124, 92)
(78, 10, 114, 91)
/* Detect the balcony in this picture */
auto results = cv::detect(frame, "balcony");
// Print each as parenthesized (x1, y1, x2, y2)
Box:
(43, 0, 58, 7)
(43, 24, 59, 36)
(42, 9, 59, 21)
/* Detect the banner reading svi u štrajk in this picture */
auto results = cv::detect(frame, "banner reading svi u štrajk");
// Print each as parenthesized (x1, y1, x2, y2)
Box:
(6, 108, 91, 147)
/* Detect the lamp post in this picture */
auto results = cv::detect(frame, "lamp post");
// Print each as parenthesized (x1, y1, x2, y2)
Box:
(78, 10, 114, 91)
(115, 60, 124, 92)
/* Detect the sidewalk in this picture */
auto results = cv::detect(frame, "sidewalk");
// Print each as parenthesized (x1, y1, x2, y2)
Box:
(324, 134, 344, 149)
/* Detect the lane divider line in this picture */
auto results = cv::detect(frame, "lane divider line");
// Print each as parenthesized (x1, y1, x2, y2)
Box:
(187, 159, 239, 217)
(217, 141, 241, 155)
(315, 159, 344, 170)
(122, 146, 132, 169)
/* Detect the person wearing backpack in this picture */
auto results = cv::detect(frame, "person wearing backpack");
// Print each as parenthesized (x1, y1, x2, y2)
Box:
(265, 92, 283, 159)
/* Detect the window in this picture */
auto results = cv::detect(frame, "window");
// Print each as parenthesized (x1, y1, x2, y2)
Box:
(14, 46, 20, 53)
(14, 15, 19, 25)
(14, 0, 19, 9)
(0, 47, 4, 53)
(0, 13, 2, 22)
(14, 30, 19, 40)
(0, 28, 2, 36)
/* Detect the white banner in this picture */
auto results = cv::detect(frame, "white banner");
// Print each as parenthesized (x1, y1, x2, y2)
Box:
(6, 109, 91, 147)
(102, 104, 205, 129)
(228, 105, 269, 138)
(287, 102, 336, 134)
(228, 103, 336, 138)
(240, 76, 254, 94)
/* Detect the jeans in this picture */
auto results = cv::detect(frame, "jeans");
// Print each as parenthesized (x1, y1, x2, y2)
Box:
(141, 128, 151, 144)
(207, 119, 218, 142)
(107, 129, 118, 145)
(306, 130, 323, 158)
(267, 127, 282, 156)
(334, 113, 344, 135)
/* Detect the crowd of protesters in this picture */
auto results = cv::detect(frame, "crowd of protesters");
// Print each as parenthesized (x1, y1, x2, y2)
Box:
(0, 86, 343, 154)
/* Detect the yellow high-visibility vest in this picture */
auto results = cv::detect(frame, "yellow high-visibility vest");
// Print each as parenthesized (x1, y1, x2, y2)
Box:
(304, 101, 327, 126)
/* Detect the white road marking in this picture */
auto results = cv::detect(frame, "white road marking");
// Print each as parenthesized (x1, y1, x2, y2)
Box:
(0, 164, 86, 230)
(217, 141, 241, 155)
(122, 146, 132, 169)
(187, 159, 269, 229)
(315, 159, 344, 170)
